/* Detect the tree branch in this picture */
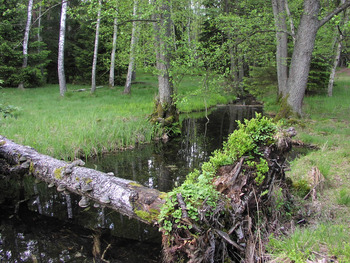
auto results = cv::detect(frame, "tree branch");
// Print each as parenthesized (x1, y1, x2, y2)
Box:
(319, 1, 350, 28)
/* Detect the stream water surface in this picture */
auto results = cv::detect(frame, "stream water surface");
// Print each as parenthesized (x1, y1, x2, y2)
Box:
(0, 104, 262, 262)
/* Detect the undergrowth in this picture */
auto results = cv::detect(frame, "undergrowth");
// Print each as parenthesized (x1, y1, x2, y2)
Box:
(158, 113, 278, 234)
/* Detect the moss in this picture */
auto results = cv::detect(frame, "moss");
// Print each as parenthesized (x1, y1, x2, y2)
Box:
(135, 209, 154, 223)
(129, 182, 143, 187)
(29, 162, 35, 175)
(275, 96, 294, 120)
(54, 167, 63, 179)
(0, 140, 6, 146)
(159, 192, 168, 200)
(85, 178, 92, 184)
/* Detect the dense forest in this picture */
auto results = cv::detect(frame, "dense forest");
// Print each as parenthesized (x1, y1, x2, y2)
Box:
(1, 0, 349, 115)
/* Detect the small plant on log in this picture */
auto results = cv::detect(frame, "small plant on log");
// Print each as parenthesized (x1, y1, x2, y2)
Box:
(158, 113, 294, 262)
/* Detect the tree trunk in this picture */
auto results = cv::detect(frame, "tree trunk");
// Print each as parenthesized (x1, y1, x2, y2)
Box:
(0, 136, 165, 224)
(91, 0, 102, 94)
(272, 0, 288, 97)
(109, 16, 118, 88)
(155, 1, 174, 111)
(18, 0, 34, 90)
(58, 0, 68, 97)
(286, 0, 320, 115)
(124, 0, 139, 94)
(285, 0, 296, 44)
(286, 0, 350, 114)
(328, 0, 348, 97)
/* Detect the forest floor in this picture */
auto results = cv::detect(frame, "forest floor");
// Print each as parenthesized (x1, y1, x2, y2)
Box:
(265, 69, 350, 262)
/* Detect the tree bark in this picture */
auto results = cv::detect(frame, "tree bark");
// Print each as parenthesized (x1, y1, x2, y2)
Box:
(154, 0, 175, 113)
(0, 136, 165, 224)
(328, 0, 348, 97)
(124, 0, 139, 94)
(272, 0, 288, 97)
(109, 16, 118, 88)
(91, 0, 102, 94)
(284, 0, 350, 115)
(18, 0, 34, 90)
(58, 0, 68, 97)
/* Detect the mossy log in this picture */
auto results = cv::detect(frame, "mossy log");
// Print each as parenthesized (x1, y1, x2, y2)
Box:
(0, 135, 165, 224)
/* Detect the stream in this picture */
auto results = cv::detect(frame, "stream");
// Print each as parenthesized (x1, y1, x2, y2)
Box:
(0, 104, 262, 262)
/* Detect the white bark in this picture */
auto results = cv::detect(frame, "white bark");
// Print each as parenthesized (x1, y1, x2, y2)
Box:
(272, 0, 288, 97)
(109, 16, 118, 88)
(285, 0, 295, 44)
(58, 0, 68, 96)
(328, 0, 348, 97)
(18, 0, 34, 90)
(91, 0, 102, 94)
(124, 0, 139, 94)
(0, 135, 164, 224)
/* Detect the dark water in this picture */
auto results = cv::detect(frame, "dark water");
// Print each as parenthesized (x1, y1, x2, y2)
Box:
(0, 104, 262, 262)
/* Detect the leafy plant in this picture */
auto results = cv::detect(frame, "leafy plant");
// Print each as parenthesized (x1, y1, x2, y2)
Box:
(158, 113, 278, 234)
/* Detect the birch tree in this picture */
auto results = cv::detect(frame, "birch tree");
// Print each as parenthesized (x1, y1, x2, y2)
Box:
(124, 0, 139, 94)
(91, 0, 102, 94)
(271, 0, 288, 97)
(109, 15, 118, 88)
(18, 0, 34, 90)
(328, 0, 348, 97)
(58, 0, 68, 96)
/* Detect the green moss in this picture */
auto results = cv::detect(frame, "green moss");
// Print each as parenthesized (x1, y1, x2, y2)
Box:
(135, 209, 159, 223)
(29, 162, 35, 175)
(129, 182, 143, 187)
(159, 192, 168, 200)
(275, 96, 294, 120)
(54, 167, 63, 179)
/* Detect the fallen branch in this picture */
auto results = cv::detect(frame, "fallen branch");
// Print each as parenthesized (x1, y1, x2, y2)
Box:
(0, 135, 165, 224)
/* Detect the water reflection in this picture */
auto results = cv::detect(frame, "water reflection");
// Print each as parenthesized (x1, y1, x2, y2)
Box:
(87, 104, 262, 192)
(0, 104, 262, 262)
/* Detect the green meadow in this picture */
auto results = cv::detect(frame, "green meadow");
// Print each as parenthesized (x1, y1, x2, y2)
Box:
(0, 72, 234, 160)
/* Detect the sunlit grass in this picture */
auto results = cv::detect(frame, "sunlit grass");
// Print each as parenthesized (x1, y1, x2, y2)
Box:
(267, 74, 350, 262)
(267, 224, 350, 262)
(0, 72, 235, 160)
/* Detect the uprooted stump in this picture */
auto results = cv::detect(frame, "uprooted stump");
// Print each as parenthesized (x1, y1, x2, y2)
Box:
(158, 114, 296, 262)
(0, 113, 296, 262)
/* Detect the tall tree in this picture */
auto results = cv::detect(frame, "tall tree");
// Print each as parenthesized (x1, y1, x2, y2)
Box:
(328, 0, 348, 97)
(124, 0, 139, 94)
(153, 0, 176, 121)
(58, 0, 68, 96)
(286, 0, 350, 115)
(271, 0, 288, 97)
(109, 15, 118, 88)
(18, 0, 34, 90)
(91, 0, 102, 93)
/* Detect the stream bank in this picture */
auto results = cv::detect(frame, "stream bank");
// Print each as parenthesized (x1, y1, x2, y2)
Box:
(0, 104, 262, 262)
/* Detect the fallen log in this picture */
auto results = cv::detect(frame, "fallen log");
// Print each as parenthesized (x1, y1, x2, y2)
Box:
(0, 135, 165, 224)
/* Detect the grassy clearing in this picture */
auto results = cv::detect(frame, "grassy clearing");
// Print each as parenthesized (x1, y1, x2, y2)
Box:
(0, 72, 235, 160)
(265, 73, 350, 262)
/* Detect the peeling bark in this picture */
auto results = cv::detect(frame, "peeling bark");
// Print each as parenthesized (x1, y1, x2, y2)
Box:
(0, 136, 165, 224)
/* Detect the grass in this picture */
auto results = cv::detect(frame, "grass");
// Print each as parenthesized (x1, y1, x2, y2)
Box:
(265, 72, 350, 262)
(0, 71, 235, 160)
